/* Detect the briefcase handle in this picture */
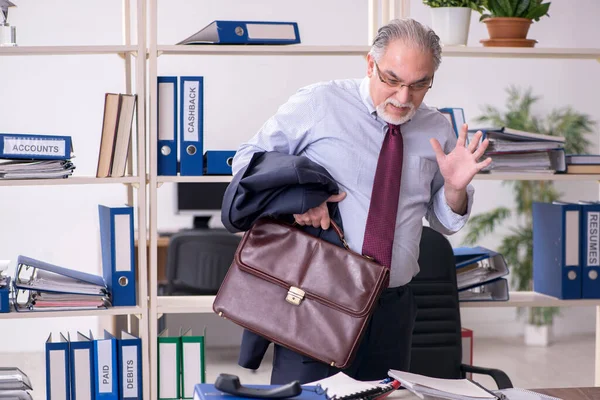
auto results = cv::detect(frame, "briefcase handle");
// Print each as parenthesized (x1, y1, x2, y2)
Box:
(292, 218, 376, 262)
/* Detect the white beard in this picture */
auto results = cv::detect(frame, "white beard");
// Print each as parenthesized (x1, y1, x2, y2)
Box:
(376, 99, 416, 125)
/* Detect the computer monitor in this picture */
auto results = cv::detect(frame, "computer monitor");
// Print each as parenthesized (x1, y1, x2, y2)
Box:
(176, 182, 229, 229)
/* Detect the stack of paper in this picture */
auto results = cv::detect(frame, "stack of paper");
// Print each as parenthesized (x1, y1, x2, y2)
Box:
(387, 369, 496, 400)
(0, 367, 33, 400)
(307, 372, 400, 400)
(470, 127, 566, 174)
(454, 246, 510, 302)
(0, 159, 75, 179)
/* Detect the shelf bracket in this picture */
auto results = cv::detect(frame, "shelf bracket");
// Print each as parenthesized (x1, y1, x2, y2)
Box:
(157, 50, 164, 58)
(157, 181, 164, 188)
(157, 312, 163, 319)
(123, 182, 140, 189)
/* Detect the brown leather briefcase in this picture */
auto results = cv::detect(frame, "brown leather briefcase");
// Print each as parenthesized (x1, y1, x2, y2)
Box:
(213, 218, 390, 369)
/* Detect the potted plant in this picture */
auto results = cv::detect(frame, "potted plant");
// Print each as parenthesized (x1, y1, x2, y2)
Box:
(423, 0, 485, 46)
(463, 86, 595, 346)
(479, 0, 551, 47)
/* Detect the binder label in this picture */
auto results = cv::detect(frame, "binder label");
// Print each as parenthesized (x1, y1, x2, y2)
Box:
(183, 80, 200, 142)
(122, 345, 138, 397)
(4, 137, 66, 157)
(588, 212, 600, 266)
(97, 340, 113, 393)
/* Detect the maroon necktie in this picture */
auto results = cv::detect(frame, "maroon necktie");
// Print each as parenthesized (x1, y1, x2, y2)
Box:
(361, 123, 404, 268)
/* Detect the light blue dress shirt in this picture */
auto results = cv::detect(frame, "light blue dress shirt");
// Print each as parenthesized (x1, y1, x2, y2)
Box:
(232, 77, 475, 287)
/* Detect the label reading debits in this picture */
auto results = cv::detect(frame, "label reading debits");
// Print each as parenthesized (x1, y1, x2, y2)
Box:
(4, 137, 65, 156)
(122, 346, 138, 397)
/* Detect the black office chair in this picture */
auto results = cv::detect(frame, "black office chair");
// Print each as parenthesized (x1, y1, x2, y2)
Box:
(159, 229, 241, 296)
(408, 226, 513, 390)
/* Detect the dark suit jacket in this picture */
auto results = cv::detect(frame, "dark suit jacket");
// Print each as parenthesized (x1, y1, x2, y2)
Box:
(220, 151, 345, 369)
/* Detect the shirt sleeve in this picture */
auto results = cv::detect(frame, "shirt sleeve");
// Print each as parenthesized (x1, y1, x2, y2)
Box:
(427, 183, 475, 235)
(231, 85, 325, 176)
(425, 111, 475, 235)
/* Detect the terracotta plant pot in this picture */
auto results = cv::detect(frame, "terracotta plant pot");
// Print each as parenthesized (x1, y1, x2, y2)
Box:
(483, 17, 532, 39)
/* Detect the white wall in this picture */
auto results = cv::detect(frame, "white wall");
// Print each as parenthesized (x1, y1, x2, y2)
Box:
(1, 0, 599, 353)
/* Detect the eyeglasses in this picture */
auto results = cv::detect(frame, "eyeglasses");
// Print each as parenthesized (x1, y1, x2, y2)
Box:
(374, 61, 434, 93)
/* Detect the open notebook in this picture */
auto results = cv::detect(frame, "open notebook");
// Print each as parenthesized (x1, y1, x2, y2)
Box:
(307, 372, 400, 400)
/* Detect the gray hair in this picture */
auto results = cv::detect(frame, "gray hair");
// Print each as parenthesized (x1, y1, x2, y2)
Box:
(369, 18, 442, 71)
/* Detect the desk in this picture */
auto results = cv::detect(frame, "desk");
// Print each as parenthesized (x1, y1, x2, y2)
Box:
(390, 387, 600, 399)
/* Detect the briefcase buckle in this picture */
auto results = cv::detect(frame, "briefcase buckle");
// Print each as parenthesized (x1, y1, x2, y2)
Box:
(286, 286, 305, 306)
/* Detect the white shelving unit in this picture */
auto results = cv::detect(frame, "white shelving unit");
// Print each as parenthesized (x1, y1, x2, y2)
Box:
(0, 1, 149, 399)
(145, 1, 600, 396)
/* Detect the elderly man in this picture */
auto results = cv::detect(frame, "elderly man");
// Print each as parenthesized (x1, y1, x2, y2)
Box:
(229, 18, 490, 384)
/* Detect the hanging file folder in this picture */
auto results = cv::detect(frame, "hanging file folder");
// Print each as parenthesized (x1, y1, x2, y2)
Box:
(46, 333, 71, 400)
(158, 76, 178, 176)
(99, 204, 136, 306)
(533, 202, 582, 299)
(179, 76, 204, 176)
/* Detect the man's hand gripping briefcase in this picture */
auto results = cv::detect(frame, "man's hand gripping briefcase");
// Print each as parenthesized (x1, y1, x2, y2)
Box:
(213, 218, 390, 369)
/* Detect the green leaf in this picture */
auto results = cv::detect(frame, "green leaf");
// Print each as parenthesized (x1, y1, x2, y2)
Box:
(526, 2, 550, 21)
(498, 0, 514, 15)
(462, 207, 512, 245)
(515, 0, 530, 16)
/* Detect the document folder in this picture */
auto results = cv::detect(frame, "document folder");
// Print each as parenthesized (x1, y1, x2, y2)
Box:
(46, 333, 71, 400)
(93, 330, 118, 400)
(118, 331, 143, 400)
(157, 76, 178, 176)
(177, 20, 300, 45)
(533, 201, 582, 299)
(14, 255, 107, 296)
(580, 202, 600, 298)
(453, 246, 509, 291)
(0, 367, 33, 391)
(179, 76, 204, 176)
(204, 150, 236, 175)
(158, 329, 181, 400)
(459, 278, 509, 302)
(0, 133, 74, 160)
(99, 204, 136, 306)
(0, 276, 10, 313)
(193, 384, 326, 400)
(181, 328, 206, 398)
(68, 332, 95, 400)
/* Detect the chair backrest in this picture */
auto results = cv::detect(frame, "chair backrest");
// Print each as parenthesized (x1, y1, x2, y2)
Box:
(165, 229, 241, 296)
(408, 226, 463, 379)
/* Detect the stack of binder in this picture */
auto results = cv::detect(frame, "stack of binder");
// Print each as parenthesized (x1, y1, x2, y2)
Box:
(469, 127, 566, 174)
(0, 133, 75, 179)
(158, 328, 206, 400)
(157, 75, 238, 176)
(0, 367, 33, 400)
(12, 255, 111, 312)
(533, 201, 600, 299)
(45, 330, 142, 400)
(454, 246, 510, 302)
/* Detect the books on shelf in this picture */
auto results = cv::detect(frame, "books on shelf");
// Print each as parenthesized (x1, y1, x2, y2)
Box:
(565, 154, 600, 174)
(96, 93, 137, 178)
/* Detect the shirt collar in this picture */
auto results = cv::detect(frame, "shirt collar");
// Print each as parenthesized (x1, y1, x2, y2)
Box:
(359, 77, 377, 117)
